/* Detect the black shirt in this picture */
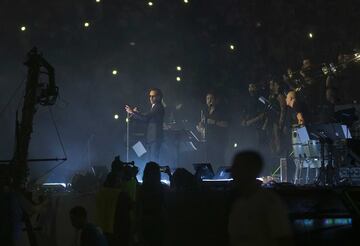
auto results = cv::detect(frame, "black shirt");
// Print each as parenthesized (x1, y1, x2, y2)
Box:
(204, 106, 228, 142)
(292, 101, 311, 125)
(133, 103, 165, 143)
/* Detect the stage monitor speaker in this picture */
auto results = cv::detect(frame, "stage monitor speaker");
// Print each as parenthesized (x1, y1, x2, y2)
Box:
(193, 163, 214, 180)
(215, 166, 231, 179)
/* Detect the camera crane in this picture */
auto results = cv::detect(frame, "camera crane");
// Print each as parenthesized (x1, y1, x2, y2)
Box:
(4, 47, 64, 246)
(12, 47, 61, 188)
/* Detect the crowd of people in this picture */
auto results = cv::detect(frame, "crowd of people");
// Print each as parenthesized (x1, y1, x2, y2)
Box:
(67, 151, 293, 246)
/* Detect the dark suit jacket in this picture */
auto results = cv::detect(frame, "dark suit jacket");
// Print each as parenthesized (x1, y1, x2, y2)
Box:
(133, 103, 165, 143)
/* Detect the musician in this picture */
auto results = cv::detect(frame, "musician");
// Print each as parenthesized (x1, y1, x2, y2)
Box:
(241, 83, 267, 148)
(125, 88, 165, 162)
(267, 80, 287, 154)
(197, 91, 229, 166)
(299, 58, 326, 114)
(285, 91, 310, 125)
(332, 51, 360, 104)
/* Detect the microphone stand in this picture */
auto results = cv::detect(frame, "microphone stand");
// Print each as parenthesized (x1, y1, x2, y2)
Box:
(126, 113, 130, 162)
(201, 109, 208, 163)
(204, 113, 208, 163)
(87, 134, 94, 170)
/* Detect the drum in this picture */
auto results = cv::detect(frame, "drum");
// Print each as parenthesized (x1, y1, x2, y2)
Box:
(302, 159, 321, 168)
(307, 140, 321, 158)
(292, 125, 311, 159)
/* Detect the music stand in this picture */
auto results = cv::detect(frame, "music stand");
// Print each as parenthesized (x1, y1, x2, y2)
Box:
(132, 141, 147, 157)
(167, 129, 197, 167)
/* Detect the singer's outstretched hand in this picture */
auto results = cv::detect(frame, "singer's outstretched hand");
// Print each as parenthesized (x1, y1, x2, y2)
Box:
(125, 105, 134, 114)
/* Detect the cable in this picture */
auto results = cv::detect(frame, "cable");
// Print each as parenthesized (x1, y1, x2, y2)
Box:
(31, 107, 68, 182)
(49, 107, 67, 159)
(0, 79, 26, 117)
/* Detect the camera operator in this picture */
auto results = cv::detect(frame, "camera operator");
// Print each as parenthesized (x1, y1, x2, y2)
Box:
(95, 156, 138, 246)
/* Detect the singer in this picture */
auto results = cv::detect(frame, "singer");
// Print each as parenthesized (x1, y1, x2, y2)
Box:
(125, 88, 165, 162)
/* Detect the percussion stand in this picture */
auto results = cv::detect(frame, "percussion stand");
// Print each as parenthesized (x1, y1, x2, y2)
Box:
(326, 140, 340, 185)
(294, 157, 304, 185)
(315, 137, 339, 186)
(315, 137, 327, 185)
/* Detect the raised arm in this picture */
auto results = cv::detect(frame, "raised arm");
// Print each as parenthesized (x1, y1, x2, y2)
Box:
(129, 103, 163, 122)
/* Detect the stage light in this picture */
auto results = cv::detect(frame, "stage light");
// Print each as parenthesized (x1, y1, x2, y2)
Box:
(20, 26, 26, 31)
(229, 44, 235, 50)
(176, 66, 182, 71)
(96, 0, 101, 2)
(114, 114, 119, 120)
(84, 22, 90, 28)
(233, 143, 238, 148)
(308, 32, 313, 38)
(176, 103, 183, 110)
(148, 1, 153, 6)
(112, 70, 118, 75)
(184, 0, 189, 3)
(355, 53, 360, 61)
(176, 76, 181, 82)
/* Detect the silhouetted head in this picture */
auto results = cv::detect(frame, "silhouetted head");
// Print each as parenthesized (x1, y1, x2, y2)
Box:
(231, 151, 263, 186)
(69, 206, 87, 230)
(142, 161, 161, 186)
(171, 168, 196, 191)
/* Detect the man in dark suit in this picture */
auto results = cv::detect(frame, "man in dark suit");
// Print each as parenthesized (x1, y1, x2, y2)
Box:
(125, 88, 165, 162)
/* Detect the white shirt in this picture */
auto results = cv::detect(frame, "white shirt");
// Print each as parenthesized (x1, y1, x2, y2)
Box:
(228, 189, 292, 246)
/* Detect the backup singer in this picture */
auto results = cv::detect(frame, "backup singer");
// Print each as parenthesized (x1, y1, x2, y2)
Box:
(125, 88, 165, 162)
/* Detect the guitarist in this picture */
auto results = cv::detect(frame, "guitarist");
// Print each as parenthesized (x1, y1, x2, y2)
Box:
(196, 91, 229, 166)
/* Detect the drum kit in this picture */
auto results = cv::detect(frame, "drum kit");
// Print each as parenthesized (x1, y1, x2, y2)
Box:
(291, 123, 356, 185)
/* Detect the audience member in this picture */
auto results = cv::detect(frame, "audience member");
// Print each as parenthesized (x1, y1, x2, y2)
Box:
(70, 206, 108, 246)
(171, 168, 196, 192)
(228, 151, 293, 246)
(96, 169, 132, 246)
(137, 162, 165, 246)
